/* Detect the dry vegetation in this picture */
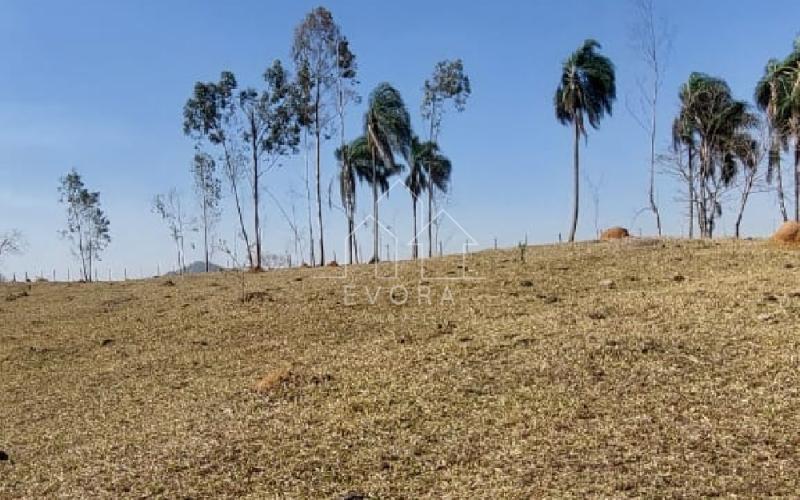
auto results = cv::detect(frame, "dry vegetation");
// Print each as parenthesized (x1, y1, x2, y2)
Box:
(2, 239, 800, 498)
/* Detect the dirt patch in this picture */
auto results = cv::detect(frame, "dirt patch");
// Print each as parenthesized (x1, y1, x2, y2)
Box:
(600, 226, 630, 240)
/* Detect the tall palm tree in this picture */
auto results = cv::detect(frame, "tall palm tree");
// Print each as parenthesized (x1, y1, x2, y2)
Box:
(677, 73, 758, 237)
(673, 78, 701, 237)
(404, 137, 452, 259)
(554, 39, 616, 242)
(778, 41, 800, 221)
(335, 136, 401, 263)
(364, 83, 411, 261)
(755, 58, 791, 222)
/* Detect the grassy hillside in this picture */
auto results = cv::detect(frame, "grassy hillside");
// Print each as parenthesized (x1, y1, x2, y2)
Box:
(2, 239, 800, 497)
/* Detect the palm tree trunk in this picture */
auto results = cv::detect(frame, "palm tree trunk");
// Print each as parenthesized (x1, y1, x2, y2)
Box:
(427, 186, 433, 258)
(795, 138, 800, 222)
(688, 146, 695, 239)
(347, 210, 354, 265)
(412, 195, 418, 259)
(372, 147, 379, 262)
(568, 121, 580, 243)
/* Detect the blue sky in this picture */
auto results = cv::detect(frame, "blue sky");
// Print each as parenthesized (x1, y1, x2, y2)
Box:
(1, 0, 798, 278)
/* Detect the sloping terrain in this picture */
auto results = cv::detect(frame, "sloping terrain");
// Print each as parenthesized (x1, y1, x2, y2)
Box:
(2, 239, 800, 498)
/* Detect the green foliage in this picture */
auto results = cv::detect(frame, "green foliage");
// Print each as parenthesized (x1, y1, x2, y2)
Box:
(58, 169, 111, 282)
(422, 59, 471, 141)
(554, 39, 616, 136)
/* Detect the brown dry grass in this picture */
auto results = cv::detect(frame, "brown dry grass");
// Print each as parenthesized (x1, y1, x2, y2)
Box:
(2, 239, 800, 497)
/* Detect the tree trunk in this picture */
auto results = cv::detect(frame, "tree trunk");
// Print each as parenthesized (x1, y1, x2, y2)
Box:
(251, 119, 262, 271)
(347, 211, 354, 265)
(372, 147, 379, 262)
(427, 110, 436, 259)
(228, 172, 252, 269)
(412, 195, 418, 259)
(203, 202, 209, 273)
(795, 138, 800, 222)
(649, 82, 662, 236)
(775, 152, 789, 223)
(688, 146, 695, 239)
(304, 130, 316, 267)
(568, 121, 580, 243)
(315, 88, 325, 266)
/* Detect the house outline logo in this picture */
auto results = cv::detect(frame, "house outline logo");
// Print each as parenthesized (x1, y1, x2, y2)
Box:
(412, 208, 482, 281)
(314, 177, 481, 281)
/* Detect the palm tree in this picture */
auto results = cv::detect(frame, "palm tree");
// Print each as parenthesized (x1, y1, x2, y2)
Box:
(336, 136, 401, 263)
(677, 73, 758, 237)
(364, 83, 411, 261)
(404, 137, 452, 259)
(778, 41, 800, 221)
(554, 39, 616, 242)
(755, 58, 791, 222)
(673, 79, 700, 237)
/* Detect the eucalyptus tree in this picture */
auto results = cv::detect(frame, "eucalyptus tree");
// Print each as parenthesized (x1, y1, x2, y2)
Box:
(365, 83, 412, 261)
(404, 137, 452, 259)
(192, 152, 222, 272)
(675, 73, 758, 237)
(554, 39, 616, 242)
(184, 71, 251, 267)
(421, 59, 470, 257)
(153, 189, 193, 275)
(294, 60, 317, 265)
(184, 60, 300, 270)
(293, 6, 350, 265)
(334, 39, 359, 263)
(58, 169, 111, 282)
(755, 58, 791, 222)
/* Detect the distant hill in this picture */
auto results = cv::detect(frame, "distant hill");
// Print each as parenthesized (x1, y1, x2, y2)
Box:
(166, 261, 225, 275)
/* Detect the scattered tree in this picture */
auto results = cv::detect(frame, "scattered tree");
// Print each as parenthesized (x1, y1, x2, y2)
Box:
(58, 169, 111, 282)
(334, 36, 359, 264)
(192, 152, 222, 272)
(628, 0, 672, 236)
(421, 59, 470, 257)
(755, 58, 791, 222)
(293, 6, 345, 266)
(674, 73, 758, 237)
(364, 83, 411, 261)
(404, 137, 452, 259)
(184, 72, 253, 268)
(0, 229, 24, 263)
(184, 61, 300, 270)
(152, 189, 193, 274)
(554, 39, 617, 242)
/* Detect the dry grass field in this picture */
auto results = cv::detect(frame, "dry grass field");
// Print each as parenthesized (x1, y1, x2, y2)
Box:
(2, 238, 800, 498)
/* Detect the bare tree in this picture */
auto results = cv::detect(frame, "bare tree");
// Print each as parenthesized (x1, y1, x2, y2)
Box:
(627, 0, 673, 236)
(153, 189, 194, 274)
(734, 125, 769, 238)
